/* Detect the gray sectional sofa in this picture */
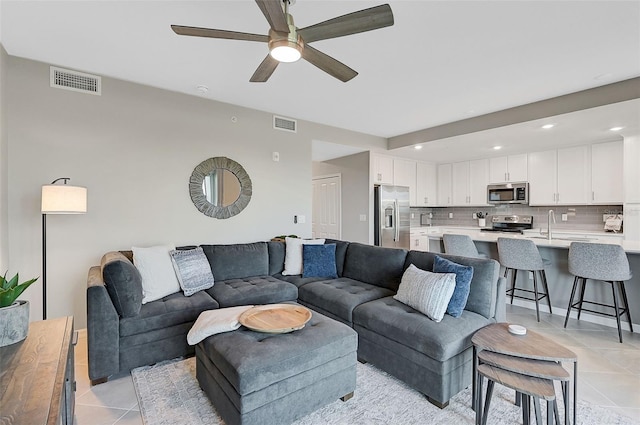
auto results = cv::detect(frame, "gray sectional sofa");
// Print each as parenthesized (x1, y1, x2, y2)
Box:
(87, 239, 506, 407)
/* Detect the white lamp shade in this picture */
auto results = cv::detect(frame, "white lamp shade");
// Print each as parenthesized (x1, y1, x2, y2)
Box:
(41, 184, 87, 214)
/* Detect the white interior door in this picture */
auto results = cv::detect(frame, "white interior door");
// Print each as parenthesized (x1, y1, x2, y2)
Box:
(312, 175, 341, 239)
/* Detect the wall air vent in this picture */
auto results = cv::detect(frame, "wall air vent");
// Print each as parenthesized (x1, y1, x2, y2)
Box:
(50, 66, 102, 95)
(273, 115, 297, 133)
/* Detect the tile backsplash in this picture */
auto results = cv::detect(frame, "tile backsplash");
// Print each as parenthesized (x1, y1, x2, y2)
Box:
(410, 204, 624, 233)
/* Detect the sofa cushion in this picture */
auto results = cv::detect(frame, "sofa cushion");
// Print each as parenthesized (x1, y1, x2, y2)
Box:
(353, 296, 492, 362)
(170, 247, 215, 296)
(267, 241, 286, 275)
(433, 255, 474, 318)
(201, 243, 269, 281)
(272, 273, 326, 288)
(405, 251, 499, 320)
(394, 264, 456, 323)
(342, 243, 407, 291)
(119, 291, 219, 337)
(100, 251, 143, 318)
(206, 276, 298, 307)
(324, 239, 349, 277)
(303, 244, 338, 278)
(298, 277, 394, 325)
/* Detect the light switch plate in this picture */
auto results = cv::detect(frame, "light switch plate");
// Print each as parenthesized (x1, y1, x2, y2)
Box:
(448, 213, 453, 219)
(359, 214, 367, 222)
(294, 215, 306, 224)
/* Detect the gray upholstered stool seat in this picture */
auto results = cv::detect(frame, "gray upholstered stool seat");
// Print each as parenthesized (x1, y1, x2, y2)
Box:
(497, 238, 552, 322)
(195, 305, 357, 425)
(564, 242, 633, 343)
(443, 234, 490, 259)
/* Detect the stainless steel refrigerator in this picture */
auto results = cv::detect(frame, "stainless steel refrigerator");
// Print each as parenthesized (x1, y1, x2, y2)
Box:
(374, 185, 410, 249)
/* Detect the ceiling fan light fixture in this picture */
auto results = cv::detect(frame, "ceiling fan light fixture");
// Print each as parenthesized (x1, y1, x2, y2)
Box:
(270, 41, 302, 62)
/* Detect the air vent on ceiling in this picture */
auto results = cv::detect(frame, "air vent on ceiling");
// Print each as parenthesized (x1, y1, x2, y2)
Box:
(273, 115, 297, 133)
(50, 66, 101, 95)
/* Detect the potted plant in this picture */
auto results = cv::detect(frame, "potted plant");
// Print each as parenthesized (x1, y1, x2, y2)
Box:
(0, 273, 38, 347)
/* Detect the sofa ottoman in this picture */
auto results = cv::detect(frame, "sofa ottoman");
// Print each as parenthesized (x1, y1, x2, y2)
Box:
(195, 307, 358, 425)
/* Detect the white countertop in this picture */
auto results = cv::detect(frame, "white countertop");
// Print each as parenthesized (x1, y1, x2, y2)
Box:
(411, 226, 640, 254)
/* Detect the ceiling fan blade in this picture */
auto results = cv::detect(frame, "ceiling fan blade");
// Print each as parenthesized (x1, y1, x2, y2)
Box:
(250, 55, 280, 82)
(302, 45, 357, 82)
(299, 4, 394, 43)
(171, 25, 269, 42)
(255, 0, 289, 33)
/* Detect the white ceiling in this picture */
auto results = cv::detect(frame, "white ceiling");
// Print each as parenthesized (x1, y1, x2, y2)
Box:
(1, 0, 639, 162)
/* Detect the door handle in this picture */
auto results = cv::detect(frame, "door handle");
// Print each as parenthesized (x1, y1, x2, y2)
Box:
(394, 200, 400, 241)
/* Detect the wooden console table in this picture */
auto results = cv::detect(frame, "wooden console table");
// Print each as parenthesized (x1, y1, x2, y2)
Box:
(0, 316, 76, 425)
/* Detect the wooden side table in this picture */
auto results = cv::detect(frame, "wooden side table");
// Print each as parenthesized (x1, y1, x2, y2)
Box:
(472, 323, 577, 425)
(0, 316, 76, 425)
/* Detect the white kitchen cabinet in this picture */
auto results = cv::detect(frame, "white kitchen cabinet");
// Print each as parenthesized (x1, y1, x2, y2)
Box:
(415, 161, 437, 206)
(469, 159, 490, 205)
(393, 158, 417, 205)
(528, 150, 557, 205)
(557, 146, 589, 204)
(452, 161, 470, 205)
(528, 146, 589, 205)
(489, 154, 528, 183)
(591, 140, 623, 204)
(451, 159, 489, 206)
(437, 163, 452, 206)
(372, 154, 393, 185)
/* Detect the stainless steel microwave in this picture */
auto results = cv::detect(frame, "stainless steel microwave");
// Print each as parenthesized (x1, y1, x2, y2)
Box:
(487, 182, 529, 204)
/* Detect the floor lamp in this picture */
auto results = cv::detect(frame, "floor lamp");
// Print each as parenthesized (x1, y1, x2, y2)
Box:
(41, 178, 87, 320)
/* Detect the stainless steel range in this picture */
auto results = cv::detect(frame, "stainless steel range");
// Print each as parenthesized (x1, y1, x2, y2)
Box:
(481, 215, 533, 234)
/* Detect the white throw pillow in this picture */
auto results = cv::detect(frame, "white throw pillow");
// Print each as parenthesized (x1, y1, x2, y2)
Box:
(133, 244, 181, 304)
(187, 305, 254, 345)
(282, 237, 325, 275)
(394, 264, 456, 323)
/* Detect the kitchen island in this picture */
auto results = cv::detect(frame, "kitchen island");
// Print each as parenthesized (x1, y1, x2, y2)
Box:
(417, 226, 639, 333)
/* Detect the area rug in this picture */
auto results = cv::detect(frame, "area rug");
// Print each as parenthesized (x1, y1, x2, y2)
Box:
(132, 357, 637, 425)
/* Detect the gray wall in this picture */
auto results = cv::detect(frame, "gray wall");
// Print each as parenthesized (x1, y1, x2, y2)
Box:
(312, 151, 370, 244)
(6, 55, 383, 327)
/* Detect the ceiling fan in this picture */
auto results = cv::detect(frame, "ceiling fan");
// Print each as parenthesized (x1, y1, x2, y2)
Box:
(171, 0, 394, 82)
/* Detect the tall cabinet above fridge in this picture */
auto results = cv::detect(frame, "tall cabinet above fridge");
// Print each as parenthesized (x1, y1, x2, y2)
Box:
(374, 185, 410, 249)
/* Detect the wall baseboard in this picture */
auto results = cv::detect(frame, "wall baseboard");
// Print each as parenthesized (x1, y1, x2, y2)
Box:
(509, 299, 635, 332)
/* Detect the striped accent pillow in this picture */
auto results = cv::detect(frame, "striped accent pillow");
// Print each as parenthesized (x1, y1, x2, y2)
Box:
(394, 264, 456, 322)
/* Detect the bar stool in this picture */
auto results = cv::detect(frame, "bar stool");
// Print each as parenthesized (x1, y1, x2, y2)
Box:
(497, 238, 552, 322)
(443, 234, 490, 259)
(565, 242, 633, 343)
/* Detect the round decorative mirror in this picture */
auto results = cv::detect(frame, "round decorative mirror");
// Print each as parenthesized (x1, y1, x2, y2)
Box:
(189, 157, 252, 219)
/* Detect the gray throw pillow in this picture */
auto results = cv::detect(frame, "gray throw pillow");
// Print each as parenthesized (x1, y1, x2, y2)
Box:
(101, 251, 143, 318)
(394, 264, 456, 323)
(170, 247, 215, 296)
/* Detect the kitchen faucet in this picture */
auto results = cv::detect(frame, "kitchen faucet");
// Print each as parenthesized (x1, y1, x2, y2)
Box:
(547, 209, 556, 240)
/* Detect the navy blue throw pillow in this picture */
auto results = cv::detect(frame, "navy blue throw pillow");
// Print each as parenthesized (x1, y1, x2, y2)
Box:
(303, 244, 338, 278)
(433, 255, 474, 318)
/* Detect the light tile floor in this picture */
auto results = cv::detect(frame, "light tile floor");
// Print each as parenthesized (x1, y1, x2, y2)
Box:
(73, 305, 640, 424)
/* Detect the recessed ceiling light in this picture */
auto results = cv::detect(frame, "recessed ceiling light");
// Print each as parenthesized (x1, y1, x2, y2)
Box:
(609, 126, 624, 132)
(541, 124, 555, 129)
(414, 145, 423, 150)
(492, 146, 502, 150)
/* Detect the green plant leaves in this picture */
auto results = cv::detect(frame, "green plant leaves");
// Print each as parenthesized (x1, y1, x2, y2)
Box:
(0, 273, 39, 308)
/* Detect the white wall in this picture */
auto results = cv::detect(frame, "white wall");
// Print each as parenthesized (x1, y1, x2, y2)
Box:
(6, 55, 384, 327)
(312, 151, 371, 244)
(0, 45, 8, 272)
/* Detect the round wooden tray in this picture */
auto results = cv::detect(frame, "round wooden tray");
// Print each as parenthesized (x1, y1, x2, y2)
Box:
(238, 304, 312, 334)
